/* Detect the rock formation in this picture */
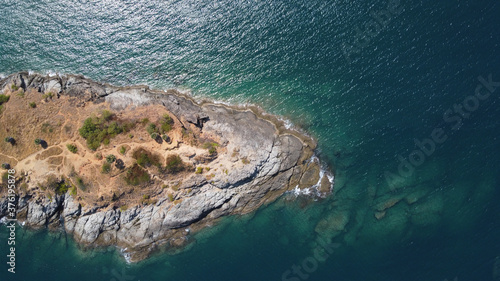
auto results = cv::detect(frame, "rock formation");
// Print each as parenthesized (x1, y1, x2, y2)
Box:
(0, 72, 333, 261)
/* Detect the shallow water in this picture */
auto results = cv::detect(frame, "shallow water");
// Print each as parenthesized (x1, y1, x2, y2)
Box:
(1, 0, 500, 280)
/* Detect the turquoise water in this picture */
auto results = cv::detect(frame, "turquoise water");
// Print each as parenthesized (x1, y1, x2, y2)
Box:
(1, 0, 500, 280)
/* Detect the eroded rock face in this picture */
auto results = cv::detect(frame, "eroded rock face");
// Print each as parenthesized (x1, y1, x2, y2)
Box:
(0, 72, 333, 261)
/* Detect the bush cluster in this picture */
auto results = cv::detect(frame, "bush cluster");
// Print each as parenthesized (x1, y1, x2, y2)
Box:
(78, 110, 134, 150)
(203, 142, 219, 155)
(133, 148, 161, 168)
(66, 144, 78, 153)
(124, 164, 150, 186)
(0, 94, 9, 105)
(166, 154, 184, 173)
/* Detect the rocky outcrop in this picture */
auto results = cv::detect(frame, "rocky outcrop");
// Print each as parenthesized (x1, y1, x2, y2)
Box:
(0, 72, 333, 262)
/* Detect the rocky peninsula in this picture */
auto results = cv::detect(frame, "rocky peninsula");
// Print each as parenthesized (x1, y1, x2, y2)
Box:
(0, 72, 333, 262)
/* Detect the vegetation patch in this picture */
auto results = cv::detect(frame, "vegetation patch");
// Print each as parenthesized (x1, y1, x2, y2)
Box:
(69, 186, 77, 196)
(41, 123, 54, 133)
(203, 142, 219, 155)
(95, 152, 103, 160)
(101, 162, 112, 174)
(160, 114, 174, 133)
(133, 148, 161, 168)
(0, 94, 10, 105)
(74, 177, 86, 191)
(29, 102, 36, 108)
(66, 144, 78, 154)
(42, 92, 54, 101)
(106, 154, 116, 163)
(42, 175, 72, 195)
(78, 110, 135, 150)
(124, 164, 150, 186)
(166, 154, 184, 173)
(1, 172, 8, 184)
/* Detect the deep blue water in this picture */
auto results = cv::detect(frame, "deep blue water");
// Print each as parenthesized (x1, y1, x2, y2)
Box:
(1, 0, 500, 280)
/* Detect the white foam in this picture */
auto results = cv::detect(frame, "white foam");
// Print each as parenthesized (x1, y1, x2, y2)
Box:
(120, 247, 132, 264)
(287, 154, 334, 198)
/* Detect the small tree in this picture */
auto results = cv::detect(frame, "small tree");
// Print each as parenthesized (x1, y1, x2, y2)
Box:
(34, 138, 43, 145)
(106, 154, 116, 163)
(150, 132, 158, 140)
(1, 163, 10, 170)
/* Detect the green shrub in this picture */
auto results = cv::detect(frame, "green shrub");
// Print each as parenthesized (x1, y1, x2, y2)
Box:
(195, 167, 203, 174)
(69, 186, 77, 196)
(119, 146, 126, 155)
(1, 172, 8, 183)
(101, 110, 114, 121)
(136, 153, 150, 167)
(146, 123, 157, 135)
(160, 114, 173, 133)
(150, 132, 158, 140)
(10, 84, 19, 91)
(0, 94, 10, 105)
(66, 144, 78, 153)
(95, 152, 103, 160)
(29, 102, 36, 108)
(75, 177, 86, 191)
(42, 92, 54, 100)
(55, 181, 70, 195)
(166, 154, 184, 173)
(4, 137, 14, 144)
(78, 111, 131, 150)
(203, 142, 219, 155)
(133, 148, 160, 167)
(124, 164, 150, 186)
(41, 123, 54, 133)
(34, 138, 42, 145)
(101, 162, 112, 174)
(106, 154, 116, 163)
(167, 193, 174, 202)
(43, 176, 70, 195)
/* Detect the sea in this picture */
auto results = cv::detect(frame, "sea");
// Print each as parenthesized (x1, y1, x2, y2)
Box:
(1, 0, 500, 280)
